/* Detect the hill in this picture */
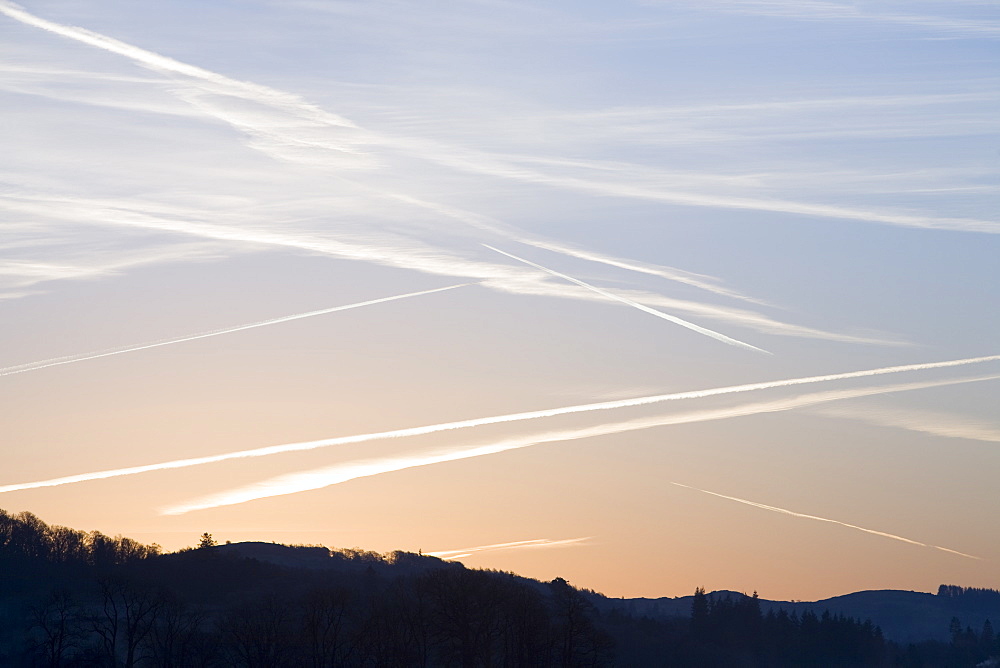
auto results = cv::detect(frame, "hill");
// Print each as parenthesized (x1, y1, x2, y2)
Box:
(602, 587, 1000, 644)
(2, 507, 998, 666)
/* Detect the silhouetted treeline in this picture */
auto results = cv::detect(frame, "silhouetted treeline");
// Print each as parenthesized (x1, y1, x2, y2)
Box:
(2, 555, 612, 666)
(892, 614, 999, 668)
(603, 588, 887, 667)
(603, 587, 1000, 667)
(1, 510, 161, 567)
(938, 585, 1000, 608)
(2, 508, 998, 666)
(0, 515, 613, 666)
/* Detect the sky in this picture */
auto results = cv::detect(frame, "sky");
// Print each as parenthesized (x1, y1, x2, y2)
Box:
(1, 0, 998, 601)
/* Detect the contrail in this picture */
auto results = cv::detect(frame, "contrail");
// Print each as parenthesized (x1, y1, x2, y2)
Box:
(368, 189, 767, 305)
(3, 193, 891, 346)
(815, 405, 1000, 444)
(0, 1, 358, 132)
(698, 0, 1000, 37)
(0, 3, 978, 346)
(4, 1, 997, 234)
(670, 482, 980, 560)
(2, 354, 998, 495)
(428, 145, 1000, 235)
(426, 537, 592, 560)
(483, 244, 770, 354)
(160, 374, 1000, 518)
(0, 284, 469, 377)
(516, 237, 768, 305)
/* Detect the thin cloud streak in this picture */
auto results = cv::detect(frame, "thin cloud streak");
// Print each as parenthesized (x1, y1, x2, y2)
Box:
(685, 0, 1000, 37)
(160, 375, 1000, 516)
(0, 194, 519, 279)
(483, 244, 770, 354)
(0, 241, 226, 296)
(364, 131, 1000, 233)
(569, 91, 1000, 119)
(353, 186, 767, 306)
(377, 134, 1000, 234)
(3, 1, 997, 237)
(0, 1, 359, 133)
(0, 51, 768, 310)
(514, 237, 769, 306)
(815, 405, 1000, 443)
(670, 482, 980, 560)
(0, 284, 469, 377)
(426, 537, 592, 560)
(0, 194, 894, 346)
(454, 156, 1000, 233)
(2, 355, 998, 496)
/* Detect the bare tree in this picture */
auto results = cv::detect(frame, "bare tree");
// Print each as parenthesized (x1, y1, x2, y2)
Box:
(28, 589, 84, 667)
(357, 579, 431, 667)
(90, 577, 163, 668)
(299, 586, 354, 668)
(143, 593, 216, 668)
(548, 577, 613, 667)
(47, 526, 88, 564)
(421, 567, 509, 667)
(219, 595, 294, 667)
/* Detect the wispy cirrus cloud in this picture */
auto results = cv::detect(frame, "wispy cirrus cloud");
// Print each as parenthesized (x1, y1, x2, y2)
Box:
(2, 0, 996, 241)
(545, 91, 1000, 153)
(663, 0, 1000, 37)
(0, 0, 993, 375)
(0, 238, 228, 298)
(336, 184, 771, 306)
(431, 151, 999, 233)
(0, 193, 894, 346)
(0, 1, 363, 143)
(9, 62, 994, 209)
(0, 63, 204, 118)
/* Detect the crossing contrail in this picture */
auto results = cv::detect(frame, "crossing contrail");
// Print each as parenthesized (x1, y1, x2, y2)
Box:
(1, 354, 997, 495)
(516, 237, 768, 305)
(0, 284, 469, 377)
(3, 193, 888, 346)
(4, 1, 997, 234)
(159, 374, 1000, 516)
(370, 189, 767, 305)
(670, 482, 980, 560)
(0, 1, 358, 133)
(483, 244, 770, 354)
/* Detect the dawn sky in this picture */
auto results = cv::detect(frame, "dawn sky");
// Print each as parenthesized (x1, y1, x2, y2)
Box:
(1, 0, 998, 601)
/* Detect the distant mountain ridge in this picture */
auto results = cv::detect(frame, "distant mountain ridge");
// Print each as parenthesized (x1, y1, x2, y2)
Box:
(598, 587, 1000, 643)
(217, 540, 999, 644)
